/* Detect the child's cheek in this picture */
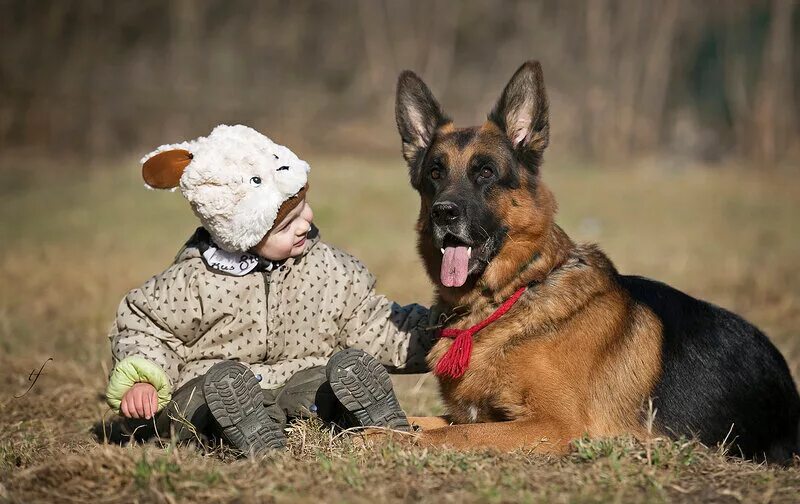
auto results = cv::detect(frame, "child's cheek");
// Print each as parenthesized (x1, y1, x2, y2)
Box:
(285, 236, 297, 254)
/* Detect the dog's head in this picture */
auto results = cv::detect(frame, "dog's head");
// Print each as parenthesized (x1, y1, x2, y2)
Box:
(396, 61, 557, 300)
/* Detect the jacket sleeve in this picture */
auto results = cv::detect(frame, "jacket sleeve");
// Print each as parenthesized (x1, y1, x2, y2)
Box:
(105, 269, 190, 412)
(335, 257, 438, 374)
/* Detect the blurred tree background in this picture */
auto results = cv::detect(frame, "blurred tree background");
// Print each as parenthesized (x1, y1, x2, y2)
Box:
(0, 0, 798, 166)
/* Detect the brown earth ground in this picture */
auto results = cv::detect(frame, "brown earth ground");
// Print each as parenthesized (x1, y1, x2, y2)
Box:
(1, 156, 799, 503)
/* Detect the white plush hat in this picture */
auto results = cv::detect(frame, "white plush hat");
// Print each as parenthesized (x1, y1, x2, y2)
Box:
(141, 124, 310, 252)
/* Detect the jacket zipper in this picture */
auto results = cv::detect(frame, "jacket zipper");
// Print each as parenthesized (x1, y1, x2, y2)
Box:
(263, 271, 271, 358)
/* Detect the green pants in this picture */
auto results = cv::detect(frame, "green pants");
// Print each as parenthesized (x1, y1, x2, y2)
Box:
(108, 366, 341, 444)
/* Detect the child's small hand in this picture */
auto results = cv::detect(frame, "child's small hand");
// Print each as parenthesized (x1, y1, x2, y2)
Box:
(120, 382, 158, 419)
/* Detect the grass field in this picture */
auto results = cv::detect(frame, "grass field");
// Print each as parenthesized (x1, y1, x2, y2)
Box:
(1, 156, 799, 502)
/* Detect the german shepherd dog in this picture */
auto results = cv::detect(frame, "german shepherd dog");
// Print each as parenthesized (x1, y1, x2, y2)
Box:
(395, 61, 800, 463)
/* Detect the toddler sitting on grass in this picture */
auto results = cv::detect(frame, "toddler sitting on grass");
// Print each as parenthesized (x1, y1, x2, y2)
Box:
(105, 125, 435, 455)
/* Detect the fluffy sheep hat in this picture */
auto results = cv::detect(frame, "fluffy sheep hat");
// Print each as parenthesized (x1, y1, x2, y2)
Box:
(141, 124, 310, 252)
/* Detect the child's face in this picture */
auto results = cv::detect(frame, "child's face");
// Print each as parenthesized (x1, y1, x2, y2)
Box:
(251, 199, 314, 261)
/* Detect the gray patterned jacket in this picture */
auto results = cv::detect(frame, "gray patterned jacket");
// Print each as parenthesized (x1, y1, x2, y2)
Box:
(105, 227, 436, 412)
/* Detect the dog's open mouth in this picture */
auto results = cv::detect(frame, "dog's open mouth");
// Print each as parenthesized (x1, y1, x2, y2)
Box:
(439, 236, 474, 288)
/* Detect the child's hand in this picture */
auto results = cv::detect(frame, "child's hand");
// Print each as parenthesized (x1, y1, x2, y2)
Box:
(120, 382, 158, 419)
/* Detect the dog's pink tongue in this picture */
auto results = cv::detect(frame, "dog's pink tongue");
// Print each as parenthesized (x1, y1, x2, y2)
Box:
(441, 246, 470, 288)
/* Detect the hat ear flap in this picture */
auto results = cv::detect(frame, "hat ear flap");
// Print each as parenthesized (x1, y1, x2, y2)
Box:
(142, 149, 193, 189)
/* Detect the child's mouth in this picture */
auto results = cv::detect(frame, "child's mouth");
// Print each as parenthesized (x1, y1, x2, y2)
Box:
(293, 236, 307, 248)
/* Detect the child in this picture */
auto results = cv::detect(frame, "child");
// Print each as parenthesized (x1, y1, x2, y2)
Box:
(105, 125, 435, 455)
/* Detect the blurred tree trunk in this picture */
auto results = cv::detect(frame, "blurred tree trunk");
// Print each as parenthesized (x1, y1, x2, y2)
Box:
(421, 0, 459, 101)
(585, 0, 611, 157)
(722, 3, 753, 163)
(634, 0, 680, 152)
(358, 0, 394, 96)
(752, 0, 796, 166)
(614, 1, 644, 158)
(164, 0, 201, 140)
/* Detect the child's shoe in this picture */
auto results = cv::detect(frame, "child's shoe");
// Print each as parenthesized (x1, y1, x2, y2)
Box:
(203, 361, 286, 455)
(326, 349, 411, 431)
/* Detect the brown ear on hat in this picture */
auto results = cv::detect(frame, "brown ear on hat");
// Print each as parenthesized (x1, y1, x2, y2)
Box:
(142, 149, 193, 189)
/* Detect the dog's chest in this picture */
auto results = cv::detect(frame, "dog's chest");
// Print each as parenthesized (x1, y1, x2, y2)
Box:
(430, 336, 525, 424)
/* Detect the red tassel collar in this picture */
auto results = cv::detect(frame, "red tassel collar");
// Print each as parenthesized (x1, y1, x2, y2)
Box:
(434, 286, 528, 379)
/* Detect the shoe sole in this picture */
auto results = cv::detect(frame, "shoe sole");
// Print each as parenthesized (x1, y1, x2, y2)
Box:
(326, 349, 410, 431)
(203, 362, 286, 455)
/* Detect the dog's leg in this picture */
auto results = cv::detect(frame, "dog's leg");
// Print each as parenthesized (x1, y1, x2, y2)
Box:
(352, 417, 452, 447)
(417, 419, 574, 453)
(407, 416, 452, 430)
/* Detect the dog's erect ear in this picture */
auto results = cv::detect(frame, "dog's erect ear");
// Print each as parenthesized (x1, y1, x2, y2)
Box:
(489, 61, 549, 160)
(142, 149, 193, 189)
(395, 71, 450, 165)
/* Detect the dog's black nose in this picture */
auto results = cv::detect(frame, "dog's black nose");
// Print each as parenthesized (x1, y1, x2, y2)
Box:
(431, 201, 462, 225)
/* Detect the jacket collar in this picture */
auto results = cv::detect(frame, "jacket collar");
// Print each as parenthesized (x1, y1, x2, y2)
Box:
(176, 225, 321, 276)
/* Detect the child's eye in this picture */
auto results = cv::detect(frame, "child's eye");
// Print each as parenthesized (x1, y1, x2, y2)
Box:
(250, 176, 262, 186)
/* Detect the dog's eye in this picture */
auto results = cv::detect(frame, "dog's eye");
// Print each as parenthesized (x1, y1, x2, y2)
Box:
(430, 167, 442, 180)
(479, 166, 494, 179)
(250, 176, 262, 186)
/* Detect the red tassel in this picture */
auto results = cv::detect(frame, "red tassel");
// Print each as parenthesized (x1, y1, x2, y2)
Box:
(434, 286, 527, 380)
(434, 329, 475, 379)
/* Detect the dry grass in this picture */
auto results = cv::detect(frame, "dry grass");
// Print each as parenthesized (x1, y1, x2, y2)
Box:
(1, 156, 799, 502)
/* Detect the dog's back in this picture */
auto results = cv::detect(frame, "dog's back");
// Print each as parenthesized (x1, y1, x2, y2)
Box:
(621, 275, 800, 462)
